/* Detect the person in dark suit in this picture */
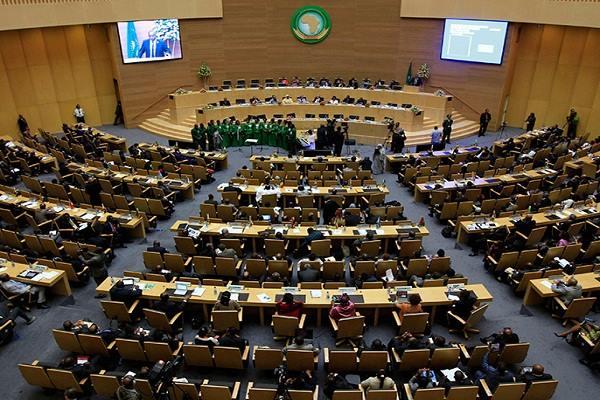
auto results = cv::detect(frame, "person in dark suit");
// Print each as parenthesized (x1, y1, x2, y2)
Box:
(518, 364, 553, 387)
(138, 31, 170, 59)
(153, 293, 183, 319)
(442, 114, 453, 144)
(479, 109, 492, 137)
(322, 194, 340, 225)
(525, 112, 536, 132)
(344, 210, 361, 227)
(17, 114, 29, 134)
(147, 241, 169, 255)
(109, 280, 142, 307)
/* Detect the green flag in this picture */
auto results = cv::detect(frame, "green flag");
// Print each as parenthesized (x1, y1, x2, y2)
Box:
(406, 61, 413, 84)
(126, 21, 139, 58)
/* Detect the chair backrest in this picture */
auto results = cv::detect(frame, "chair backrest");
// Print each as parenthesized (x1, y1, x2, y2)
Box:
(366, 389, 399, 400)
(52, 329, 83, 353)
(332, 390, 363, 400)
(18, 363, 54, 389)
(273, 315, 300, 337)
(464, 304, 489, 329)
(254, 347, 284, 369)
(399, 349, 430, 371)
(90, 373, 120, 398)
(521, 380, 559, 400)
(286, 349, 315, 371)
(143, 308, 173, 332)
(212, 310, 240, 331)
(492, 383, 527, 400)
(499, 343, 529, 365)
(409, 388, 445, 400)
(115, 338, 147, 361)
(354, 261, 376, 277)
(201, 384, 233, 400)
(143, 251, 164, 269)
(264, 239, 286, 257)
(406, 258, 428, 276)
(310, 239, 331, 257)
(248, 387, 277, 400)
(328, 350, 358, 372)
(246, 258, 267, 277)
(563, 297, 596, 320)
(358, 351, 388, 372)
(101, 300, 133, 322)
(183, 344, 214, 367)
(215, 257, 238, 276)
(46, 369, 81, 391)
(337, 316, 365, 339)
(429, 347, 460, 369)
(399, 312, 429, 335)
(398, 239, 422, 258)
(79, 333, 110, 357)
(446, 386, 478, 400)
(170, 382, 200, 400)
(289, 389, 315, 400)
(213, 346, 244, 369)
(145, 341, 177, 362)
(164, 253, 187, 273)
(322, 261, 344, 280)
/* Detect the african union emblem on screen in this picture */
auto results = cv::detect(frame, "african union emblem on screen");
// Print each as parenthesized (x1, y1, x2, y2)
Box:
(291, 6, 331, 44)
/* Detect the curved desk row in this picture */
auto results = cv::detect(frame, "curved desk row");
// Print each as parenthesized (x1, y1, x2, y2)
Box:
(456, 202, 600, 244)
(96, 277, 491, 326)
(196, 103, 421, 145)
(171, 86, 452, 125)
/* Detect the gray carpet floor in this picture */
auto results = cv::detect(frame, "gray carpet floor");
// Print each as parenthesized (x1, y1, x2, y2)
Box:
(1, 125, 597, 399)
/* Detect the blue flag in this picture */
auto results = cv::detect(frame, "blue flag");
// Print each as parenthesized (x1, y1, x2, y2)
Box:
(126, 21, 139, 58)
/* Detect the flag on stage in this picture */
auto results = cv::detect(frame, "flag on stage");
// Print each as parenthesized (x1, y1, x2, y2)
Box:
(126, 21, 139, 58)
(406, 61, 413, 84)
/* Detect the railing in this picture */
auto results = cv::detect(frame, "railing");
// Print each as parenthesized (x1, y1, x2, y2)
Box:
(427, 85, 480, 120)
(129, 85, 194, 123)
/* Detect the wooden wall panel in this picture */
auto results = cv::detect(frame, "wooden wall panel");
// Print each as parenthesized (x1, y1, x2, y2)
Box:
(0, 0, 223, 31)
(401, 0, 600, 29)
(0, 25, 116, 138)
(112, 0, 515, 130)
(506, 24, 600, 138)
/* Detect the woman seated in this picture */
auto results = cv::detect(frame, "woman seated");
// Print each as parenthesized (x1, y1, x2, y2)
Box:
(276, 292, 303, 319)
(395, 293, 423, 323)
(329, 293, 356, 321)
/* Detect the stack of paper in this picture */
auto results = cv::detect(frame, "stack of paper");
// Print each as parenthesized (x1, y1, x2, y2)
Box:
(310, 290, 322, 298)
(257, 293, 272, 303)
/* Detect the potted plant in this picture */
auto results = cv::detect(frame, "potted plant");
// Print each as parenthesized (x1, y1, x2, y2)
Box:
(197, 63, 212, 88)
(417, 63, 431, 87)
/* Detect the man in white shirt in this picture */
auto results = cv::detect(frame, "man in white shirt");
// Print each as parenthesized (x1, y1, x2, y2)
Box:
(430, 126, 443, 150)
(255, 183, 281, 204)
(73, 104, 85, 123)
(0, 273, 48, 309)
(282, 95, 294, 105)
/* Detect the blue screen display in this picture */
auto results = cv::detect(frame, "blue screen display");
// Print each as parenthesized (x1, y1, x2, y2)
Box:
(441, 19, 508, 65)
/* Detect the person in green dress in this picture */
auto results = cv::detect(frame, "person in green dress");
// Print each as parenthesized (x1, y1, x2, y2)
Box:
(206, 120, 216, 151)
(257, 118, 266, 146)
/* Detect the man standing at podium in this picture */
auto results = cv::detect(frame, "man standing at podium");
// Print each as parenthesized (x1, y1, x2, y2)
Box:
(479, 108, 491, 137)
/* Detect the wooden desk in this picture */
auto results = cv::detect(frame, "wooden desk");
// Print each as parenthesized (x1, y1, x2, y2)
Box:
(249, 155, 363, 170)
(414, 167, 558, 202)
(170, 86, 451, 125)
(67, 163, 195, 201)
(196, 103, 422, 136)
(456, 202, 600, 244)
(65, 125, 128, 152)
(0, 190, 147, 239)
(563, 151, 599, 178)
(523, 272, 600, 306)
(0, 259, 71, 296)
(217, 183, 389, 205)
(385, 146, 481, 171)
(170, 220, 428, 254)
(137, 143, 228, 170)
(96, 277, 491, 326)
(6, 141, 58, 169)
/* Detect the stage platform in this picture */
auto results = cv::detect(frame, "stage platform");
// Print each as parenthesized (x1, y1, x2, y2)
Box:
(139, 109, 479, 146)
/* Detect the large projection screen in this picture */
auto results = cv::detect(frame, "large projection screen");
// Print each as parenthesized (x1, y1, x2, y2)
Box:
(441, 19, 508, 65)
(117, 19, 182, 64)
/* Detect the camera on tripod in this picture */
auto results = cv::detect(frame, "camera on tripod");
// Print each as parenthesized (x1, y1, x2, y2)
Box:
(149, 356, 185, 398)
